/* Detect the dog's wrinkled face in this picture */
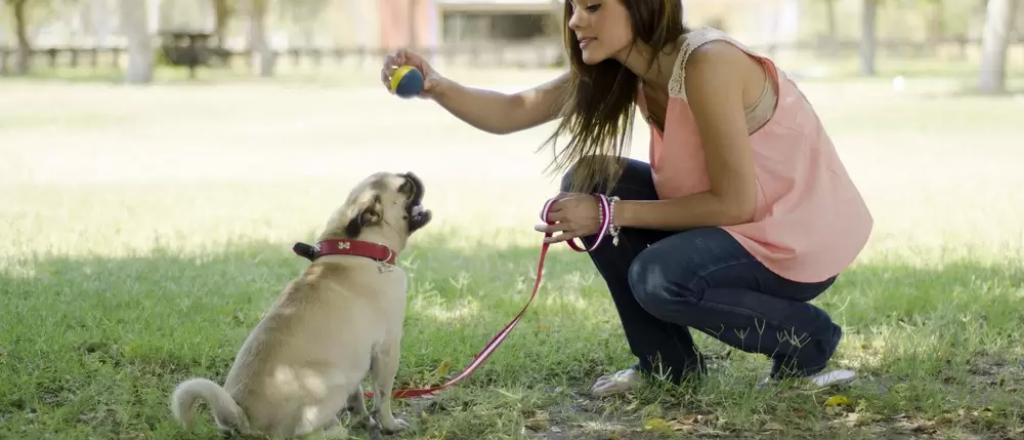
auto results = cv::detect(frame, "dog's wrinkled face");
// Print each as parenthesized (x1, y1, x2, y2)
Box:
(339, 171, 432, 240)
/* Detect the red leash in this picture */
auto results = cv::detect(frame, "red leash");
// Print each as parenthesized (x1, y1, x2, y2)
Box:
(365, 194, 614, 399)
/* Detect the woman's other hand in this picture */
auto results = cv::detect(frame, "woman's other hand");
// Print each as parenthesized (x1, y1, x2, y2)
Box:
(535, 193, 603, 244)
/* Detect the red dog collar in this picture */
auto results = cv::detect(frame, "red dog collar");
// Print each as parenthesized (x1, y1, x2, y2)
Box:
(292, 239, 398, 265)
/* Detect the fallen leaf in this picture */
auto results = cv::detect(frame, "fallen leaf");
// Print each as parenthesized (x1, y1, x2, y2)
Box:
(430, 359, 451, 380)
(763, 422, 785, 431)
(898, 420, 938, 435)
(824, 395, 852, 407)
(663, 421, 686, 432)
(525, 411, 551, 432)
(699, 414, 720, 426)
(836, 411, 878, 428)
(935, 412, 959, 425)
(694, 427, 728, 437)
(643, 418, 671, 434)
(676, 414, 700, 425)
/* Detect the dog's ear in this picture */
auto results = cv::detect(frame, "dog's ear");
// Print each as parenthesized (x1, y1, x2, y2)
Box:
(344, 194, 383, 237)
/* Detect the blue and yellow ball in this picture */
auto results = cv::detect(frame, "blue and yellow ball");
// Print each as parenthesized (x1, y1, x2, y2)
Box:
(390, 65, 424, 98)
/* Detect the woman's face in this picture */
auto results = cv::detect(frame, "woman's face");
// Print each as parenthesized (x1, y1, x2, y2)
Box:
(567, 0, 635, 65)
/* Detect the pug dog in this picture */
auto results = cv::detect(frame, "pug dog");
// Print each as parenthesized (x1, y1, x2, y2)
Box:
(170, 171, 432, 439)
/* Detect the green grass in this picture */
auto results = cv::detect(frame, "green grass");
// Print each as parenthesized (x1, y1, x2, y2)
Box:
(1, 69, 1023, 440)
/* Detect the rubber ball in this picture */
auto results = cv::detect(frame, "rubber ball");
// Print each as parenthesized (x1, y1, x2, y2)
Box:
(390, 65, 424, 98)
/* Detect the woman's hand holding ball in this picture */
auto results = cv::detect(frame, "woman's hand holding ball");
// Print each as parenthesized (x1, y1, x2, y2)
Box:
(381, 49, 444, 99)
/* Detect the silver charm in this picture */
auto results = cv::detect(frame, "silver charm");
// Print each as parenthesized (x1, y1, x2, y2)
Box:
(378, 248, 395, 273)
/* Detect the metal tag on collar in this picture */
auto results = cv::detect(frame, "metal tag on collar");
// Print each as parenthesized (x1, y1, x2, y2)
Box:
(377, 248, 395, 273)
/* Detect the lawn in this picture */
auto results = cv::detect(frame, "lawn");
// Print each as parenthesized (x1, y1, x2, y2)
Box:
(1, 67, 1023, 440)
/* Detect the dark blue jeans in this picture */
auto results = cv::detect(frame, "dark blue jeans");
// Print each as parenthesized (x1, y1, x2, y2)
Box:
(563, 158, 843, 383)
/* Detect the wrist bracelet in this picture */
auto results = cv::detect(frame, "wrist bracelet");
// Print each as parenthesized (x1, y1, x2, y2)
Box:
(608, 196, 621, 246)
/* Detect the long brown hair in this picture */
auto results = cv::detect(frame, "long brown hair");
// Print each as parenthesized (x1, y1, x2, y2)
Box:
(541, 0, 688, 194)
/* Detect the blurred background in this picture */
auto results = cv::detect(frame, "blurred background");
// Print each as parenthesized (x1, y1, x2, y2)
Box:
(0, 0, 1021, 90)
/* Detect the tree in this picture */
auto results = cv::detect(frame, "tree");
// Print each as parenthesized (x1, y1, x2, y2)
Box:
(978, 0, 1020, 94)
(4, 0, 83, 75)
(120, 0, 154, 84)
(246, 0, 274, 77)
(5, 0, 30, 75)
(211, 0, 237, 45)
(548, 0, 566, 66)
(923, 0, 945, 49)
(276, 0, 330, 47)
(823, 0, 838, 46)
(860, 0, 878, 76)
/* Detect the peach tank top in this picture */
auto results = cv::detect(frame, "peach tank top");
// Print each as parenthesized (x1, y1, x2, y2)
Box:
(637, 28, 873, 283)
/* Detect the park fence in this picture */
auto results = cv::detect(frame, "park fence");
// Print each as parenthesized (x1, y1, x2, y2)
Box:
(2, 36, 1022, 77)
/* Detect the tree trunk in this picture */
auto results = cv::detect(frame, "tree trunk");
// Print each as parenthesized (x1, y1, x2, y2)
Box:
(11, 0, 31, 75)
(978, 0, 1019, 94)
(825, 0, 837, 42)
(247, 0, 274, 77)
(860, 0, 877, 76)
(91, 0, 115, 47)
(926, 0, 944, 49)
(212, 0, 232, 46)
(120, 0, 154, 84)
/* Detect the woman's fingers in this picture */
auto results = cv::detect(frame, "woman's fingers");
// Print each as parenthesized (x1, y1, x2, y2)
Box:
(534, 222, 580, 244)
(381, 54, 397, 89)
(534, 223, 568, 234)
(544, 230, 581, 244)
(380, 67, 391, 89)
(381, 52, 407, 77)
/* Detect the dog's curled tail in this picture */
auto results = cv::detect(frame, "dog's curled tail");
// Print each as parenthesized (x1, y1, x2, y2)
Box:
(171, 378, 248, 433)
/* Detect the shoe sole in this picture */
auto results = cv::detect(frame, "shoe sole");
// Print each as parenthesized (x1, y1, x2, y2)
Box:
(757, 369, 857, 390)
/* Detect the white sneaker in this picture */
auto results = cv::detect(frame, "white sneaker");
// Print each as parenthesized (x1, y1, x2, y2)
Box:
(757, 368, 857, 389)
(591, 368, 641, 397)
(810, 369, 857, 387)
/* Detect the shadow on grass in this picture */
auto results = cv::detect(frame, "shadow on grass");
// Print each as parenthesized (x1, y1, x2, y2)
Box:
(1, 237, 1022, 439)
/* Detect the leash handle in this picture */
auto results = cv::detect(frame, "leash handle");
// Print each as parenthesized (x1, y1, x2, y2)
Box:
(365, 193, 607, 399)
(542, 193, 612, 252)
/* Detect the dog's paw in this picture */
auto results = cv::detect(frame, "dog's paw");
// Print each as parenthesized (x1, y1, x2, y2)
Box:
(381, 417, 409, 434)
(361, 414, 381, 431)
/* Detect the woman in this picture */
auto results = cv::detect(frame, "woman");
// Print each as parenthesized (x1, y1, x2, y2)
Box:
(380, 0, 871, 397)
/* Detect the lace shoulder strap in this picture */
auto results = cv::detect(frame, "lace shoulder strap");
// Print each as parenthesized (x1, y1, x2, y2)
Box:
(668, 27, 765, 100)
